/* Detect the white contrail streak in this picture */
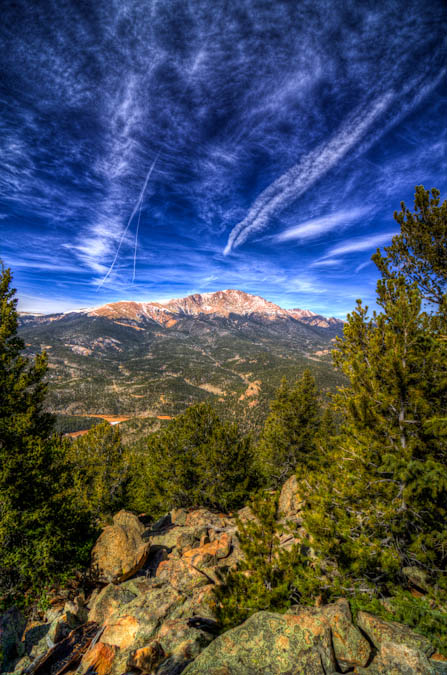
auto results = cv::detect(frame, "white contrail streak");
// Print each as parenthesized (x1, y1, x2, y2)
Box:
(223, 93, 393, 255)
(98, 154, 158, 287)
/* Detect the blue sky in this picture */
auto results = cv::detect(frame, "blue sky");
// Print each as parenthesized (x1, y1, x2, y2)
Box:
(0, 0, 445, 317)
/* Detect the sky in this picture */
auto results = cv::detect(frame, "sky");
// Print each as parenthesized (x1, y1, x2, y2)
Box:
(0, 0, 445, 317)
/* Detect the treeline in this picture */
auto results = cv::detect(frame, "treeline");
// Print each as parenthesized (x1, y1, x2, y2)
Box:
(0, 188, 446, 651)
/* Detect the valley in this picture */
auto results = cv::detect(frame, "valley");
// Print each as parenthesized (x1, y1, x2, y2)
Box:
(19, 290, 345, 432)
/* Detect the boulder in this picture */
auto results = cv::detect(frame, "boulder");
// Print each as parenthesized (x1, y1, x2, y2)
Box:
(356, 641, 437, 674)
(357, 611, 435, 656)
(156, 557, 211, 593)
(290, 599, 370, 671)
(88, 583, 137, 624)
(183, 610, 336, 674)
(91, 510, 151, 583)
(181, 533, 232, 569)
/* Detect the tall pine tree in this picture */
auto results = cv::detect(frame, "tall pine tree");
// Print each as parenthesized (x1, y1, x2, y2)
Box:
(257, 370, 321, 488)
(302, 188, 447, 597)
(0, 265, 93, 606)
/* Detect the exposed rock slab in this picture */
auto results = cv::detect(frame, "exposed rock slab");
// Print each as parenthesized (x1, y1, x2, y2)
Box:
(182, 610, 336, 674)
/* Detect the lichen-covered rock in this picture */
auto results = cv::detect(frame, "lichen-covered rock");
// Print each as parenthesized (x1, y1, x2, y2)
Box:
(290, 599, 370, 671)
(88, 582, 137, 624)
(156, 556, 210, 593)
(0, 607, 26, 672)
(183, 610, 336, 674)
(357, 611, 435, 656)
(356, 641, 437, 674)
(91, 510, 151, 583)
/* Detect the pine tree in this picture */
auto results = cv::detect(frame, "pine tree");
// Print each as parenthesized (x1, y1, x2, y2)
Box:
(213, 493, 318, 629)
(128, 402, 257, 516)
(0, 265, 93, 606)
(372, 185, 447, 307)
(302, 247, 447, 597)
(257, 370, 321, 488)
(69, 421, 127, 524)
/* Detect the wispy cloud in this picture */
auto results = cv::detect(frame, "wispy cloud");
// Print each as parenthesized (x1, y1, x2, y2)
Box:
(322, 232, 396, 258)
(224, 95, 393, 254)
(275, 207, 370, 243)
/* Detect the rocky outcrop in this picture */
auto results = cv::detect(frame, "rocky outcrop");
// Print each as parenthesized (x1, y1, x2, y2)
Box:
(2, 503, 444, 675)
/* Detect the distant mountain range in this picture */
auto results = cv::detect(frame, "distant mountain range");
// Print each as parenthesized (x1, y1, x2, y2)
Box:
(19, 290, 345, 429)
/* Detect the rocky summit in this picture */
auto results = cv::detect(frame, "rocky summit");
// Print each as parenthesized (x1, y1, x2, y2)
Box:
(3, 477, 446, 675)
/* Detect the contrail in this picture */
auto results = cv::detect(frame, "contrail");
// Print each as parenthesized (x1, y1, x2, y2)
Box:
(224, 65, 445, 256)
(223, 93, 393, 255)
(98, 153, 159, 287)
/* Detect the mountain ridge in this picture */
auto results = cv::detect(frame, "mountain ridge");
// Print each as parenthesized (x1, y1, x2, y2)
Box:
(22, 290, 344, 329)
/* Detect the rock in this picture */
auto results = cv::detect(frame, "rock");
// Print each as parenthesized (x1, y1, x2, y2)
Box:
(156, 557, 210, 593)
(80, 642, 117, 675)
(101, 614, 140, 649)
(0, 607, 26, 672)
(64, 596, 89, 624)
(171, 508, 188, 526)
(278, 475, 303, 522)
(357, 611, 435, 656)
(91, 510, 151, 583)
(183, 610, 336, 674)
(431, 654, 447, 673)
(128, 641, 166, 673)
(184, 509, 230, 530)
(88, 583, 137, 624)
(182, 533, 232, 569)
(402, 567, 430, 592)
(22, 621, 52, 661)
(290, 599, 370, 671)
(237, 505, 256, 524)
(356, 641, 437, 674)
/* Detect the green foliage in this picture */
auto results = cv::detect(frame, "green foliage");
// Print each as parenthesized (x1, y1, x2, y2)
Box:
(373, 185, 447, 307)
(350, 591, 447, 656)
(214, 493, 314, 629)
(0, 265, 95, 607)
(127, 402, 258, 516)
(257, 370, 322, 487)
(68, 422, 128, 524)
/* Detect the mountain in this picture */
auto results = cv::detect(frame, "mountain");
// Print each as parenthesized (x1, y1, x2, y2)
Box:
(19, 290, 345, 428)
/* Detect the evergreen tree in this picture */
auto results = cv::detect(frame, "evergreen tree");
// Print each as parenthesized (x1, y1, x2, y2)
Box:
(69, 422, 127, 524)
(128, 402, 257, 516)
(214, 493, 318, 629)
(0, 265, 94, 606)
(372, 185, 447, 307)
(302, 256, 447, 597)
(257, 370, 321, 487)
